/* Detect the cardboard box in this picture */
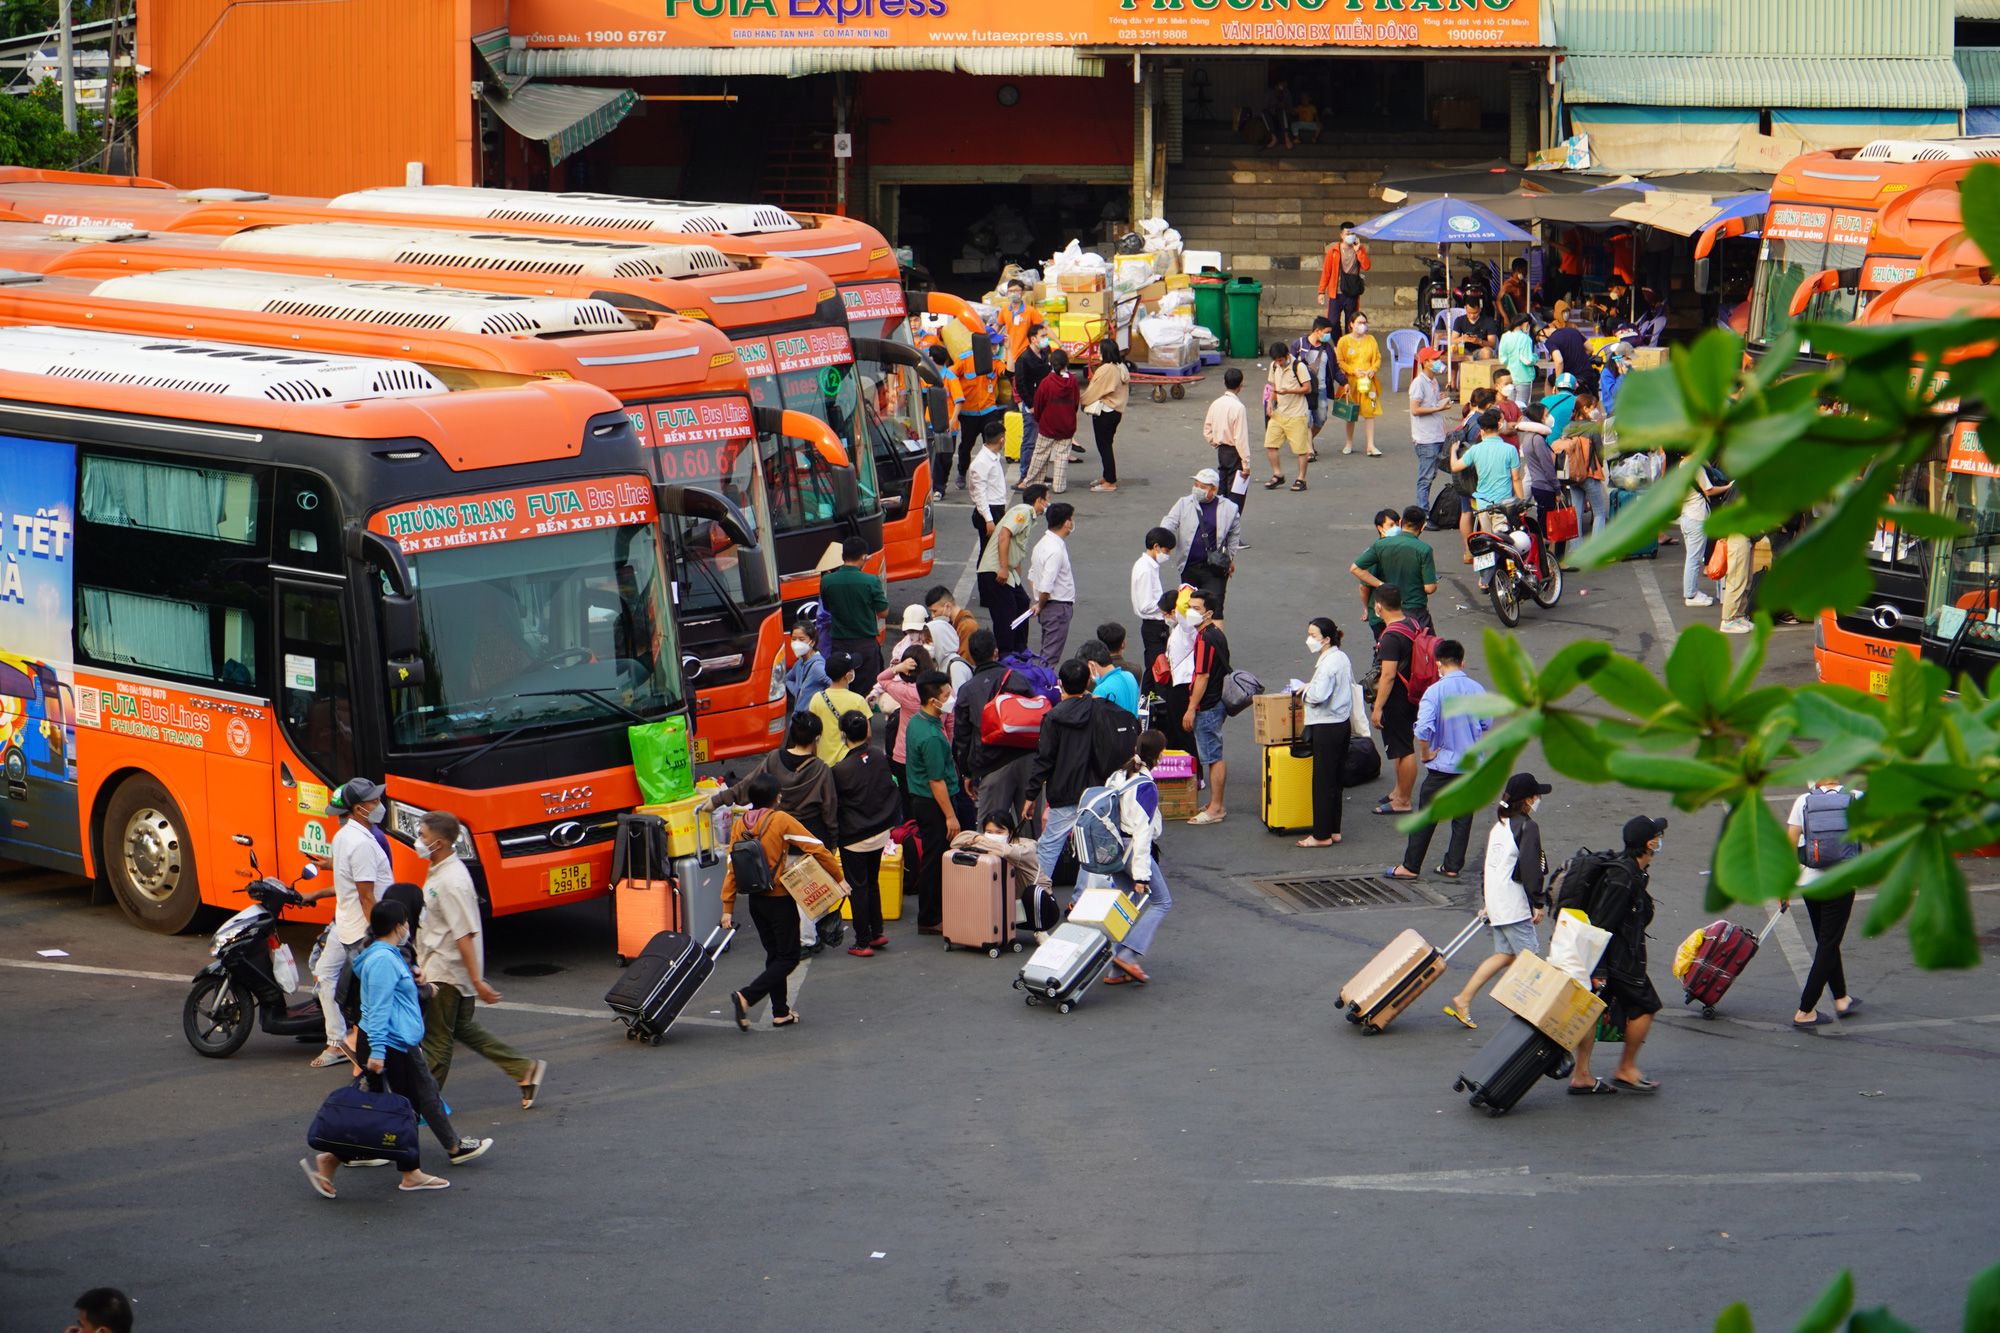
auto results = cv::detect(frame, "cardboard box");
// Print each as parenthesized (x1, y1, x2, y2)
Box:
(1491, 951, 1608, 1051)
(1252, 693, 1303, 747)
(1139, 280, 1168, 304)
(1069, 887, 1139, 942)
(1059, 271, 1106, 294)
(778, 852, 846, 920)
(1153, 749, 1196, 780)
(1631, 346, 1669, 370)
(638, 794, 714, 859)
(1068, 289, 1108, 316)
(1040, 293, 1068, 315)
(1057, 313, 1106, 345)
(1457, 359, 1497, 393)
(1156, 777, 1198, 820)
(1165, 273, 1191, 291)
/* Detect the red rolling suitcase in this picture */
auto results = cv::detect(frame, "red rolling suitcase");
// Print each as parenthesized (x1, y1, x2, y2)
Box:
(1681, 910, 1786, 1019)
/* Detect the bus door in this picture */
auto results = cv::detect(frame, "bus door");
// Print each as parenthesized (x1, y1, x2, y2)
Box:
(266, 468, 356, 894)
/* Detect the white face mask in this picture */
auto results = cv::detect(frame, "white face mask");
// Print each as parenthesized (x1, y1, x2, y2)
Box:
(414, 836, 436, 859)
(1353, 324, 1368, 336)
(1183, 610, 1204, 627)
(365, 802, 385, 825)
(1154, 550, 1172, 565)
(792, 639, 813, 657)
(1306, 637, 1324, 654)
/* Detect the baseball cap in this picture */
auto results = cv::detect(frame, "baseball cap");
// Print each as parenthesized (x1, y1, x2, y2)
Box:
(1192, 467, 1221, 486)
(902, 604, 929, 631)
(1416, 346, 1443, 365)
(1606, 341, 1634, 363)
(1623, 815, 1669, 850)
(825, 650, 855, 680)
(1504, 772, 1553, 802)
(331, 777, 384, 810)
(1555, 372, 1579, 389)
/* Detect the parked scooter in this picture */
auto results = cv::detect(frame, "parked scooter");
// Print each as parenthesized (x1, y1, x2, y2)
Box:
(182, 839, 324, 1058)
(1467, 501, 1563, 627)
(1414, 255, 1452, 331)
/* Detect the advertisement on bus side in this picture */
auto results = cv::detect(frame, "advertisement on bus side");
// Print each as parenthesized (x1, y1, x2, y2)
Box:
(0, 435, 81, 866)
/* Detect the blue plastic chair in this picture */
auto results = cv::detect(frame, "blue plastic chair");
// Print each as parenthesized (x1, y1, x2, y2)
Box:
(1385, 328, 1426, 393)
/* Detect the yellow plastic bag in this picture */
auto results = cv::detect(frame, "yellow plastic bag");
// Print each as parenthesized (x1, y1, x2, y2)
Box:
(1672, 926, 1707, 979)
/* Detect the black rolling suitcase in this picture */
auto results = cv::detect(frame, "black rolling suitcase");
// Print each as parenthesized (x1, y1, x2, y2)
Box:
(604, 879, 735, 1046)
(1453, 1015, 1574, 1116)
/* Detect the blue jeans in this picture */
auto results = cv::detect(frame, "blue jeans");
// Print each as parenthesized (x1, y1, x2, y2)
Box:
(1414, 438, 1443, 508)
(1681, 516, 1710, 599)
(1018, 408, 1038, 481)
(1036, 803, 1078, 890)
(1113, 852, 1172, 960)
(1565, 478, 1608, 540)
(1194, 703, 1226, 764)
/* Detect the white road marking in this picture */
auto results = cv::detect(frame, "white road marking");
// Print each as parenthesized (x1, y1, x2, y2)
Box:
(1260, 1165, 1921, 1195)
(1819, 1012, 2000, 1037)
(1766, 901, 1815, 990)
(952, 535, 980, 606)
(1, 957, 187, 983)
(751, 955, 810, 1031)
(0, 957, 734, 1030)
(1632, 559, 1679, 655)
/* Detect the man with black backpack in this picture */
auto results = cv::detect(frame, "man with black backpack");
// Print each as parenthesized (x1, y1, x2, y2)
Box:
(1369, 586, 1435, 816)
(1784, 779, 1863, 1027)
(720, 772, 849, 1030)
(1561, 816, 1667, 1095)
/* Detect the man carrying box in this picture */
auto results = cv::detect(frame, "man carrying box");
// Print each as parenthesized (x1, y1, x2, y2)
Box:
(1566, 816, 1668, 1095)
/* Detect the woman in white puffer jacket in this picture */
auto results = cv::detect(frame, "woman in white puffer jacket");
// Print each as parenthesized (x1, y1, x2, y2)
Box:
(1104, 730, 1171, 985)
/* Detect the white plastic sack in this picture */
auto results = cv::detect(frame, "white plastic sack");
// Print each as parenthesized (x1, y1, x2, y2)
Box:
(271, 941, 300, 992)
(1548, 909, 1610, 988)
(1192, 324, 1220, 348)
(1157, 289, 1195, 315)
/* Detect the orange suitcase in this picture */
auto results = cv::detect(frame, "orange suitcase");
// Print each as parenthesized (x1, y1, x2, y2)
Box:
(613, 877, 681, 966)
(1336, 914, 1485, 1034)
(941, 848, 1021, 959)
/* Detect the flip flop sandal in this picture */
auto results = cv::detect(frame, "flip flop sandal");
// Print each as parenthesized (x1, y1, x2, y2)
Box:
(1372, 802, 1407, 816)
(1792, 1014, 1832, 1028)
(1443, 1005, 1477, 1030)
(1110, 957, 1150, 983)
(1835, 997, 1863, 1018)
(1291, 481, 1308, 492)
(1102, 971, 1133, 984)
(771, 1011, 801, 1027)
(1264, 477, 1286, 489)
(1433, 867, 1461, 879)
(399, 1174, 451, 1191)
(1611, 1078, 1661, 1093)
(1366, 449, 1385, 457)
(300, 1157, 336, 1199)
(1567, 1079, 1618, 1095)
(519, 1059, 546, 1109)
(1382, 866, 1421, 880)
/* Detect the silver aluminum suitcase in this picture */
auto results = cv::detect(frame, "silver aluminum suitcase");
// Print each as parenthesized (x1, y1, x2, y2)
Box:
(675, 850, 728, 952)
(1013, 886, 1151, 1014)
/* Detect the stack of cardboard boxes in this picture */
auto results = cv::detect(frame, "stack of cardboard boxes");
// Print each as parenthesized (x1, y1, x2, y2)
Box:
(1252, 693, 1314, 833)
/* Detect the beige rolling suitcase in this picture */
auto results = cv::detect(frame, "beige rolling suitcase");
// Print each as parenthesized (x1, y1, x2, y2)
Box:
(1336, 914, 1486, 1034)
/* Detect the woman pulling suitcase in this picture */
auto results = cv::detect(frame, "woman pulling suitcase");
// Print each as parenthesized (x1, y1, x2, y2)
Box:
(1443, 772, 1552, 1029)
(1104, 730, 1173, 985)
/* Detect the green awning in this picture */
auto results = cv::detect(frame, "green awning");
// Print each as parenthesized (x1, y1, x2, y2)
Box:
(482, 84, 638, 165)
(1562, 55, 1967, 109)
(1958, 48, 2000, 104)
(471, 25, 529, 94)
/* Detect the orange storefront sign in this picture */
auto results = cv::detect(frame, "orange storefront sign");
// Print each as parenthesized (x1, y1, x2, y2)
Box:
(1948, 420, 1998, 478)
(512, 0, 1540, 48)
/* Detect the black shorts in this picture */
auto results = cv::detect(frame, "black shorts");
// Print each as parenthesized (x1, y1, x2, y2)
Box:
(1603, 971, 1663, 1018)
(1381, 701, 1417, 760)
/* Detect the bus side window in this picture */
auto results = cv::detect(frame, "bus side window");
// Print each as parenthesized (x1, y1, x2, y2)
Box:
(277, 470, 342, 574)
(276, 586, 355, 784)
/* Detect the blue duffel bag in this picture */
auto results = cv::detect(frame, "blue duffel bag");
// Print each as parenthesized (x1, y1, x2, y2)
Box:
(308, 1082, 418, 1163)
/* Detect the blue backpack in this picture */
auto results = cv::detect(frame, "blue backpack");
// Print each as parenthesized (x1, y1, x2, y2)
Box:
(1801, 789, 1861, 869)
(1071, 775, 1157, 876)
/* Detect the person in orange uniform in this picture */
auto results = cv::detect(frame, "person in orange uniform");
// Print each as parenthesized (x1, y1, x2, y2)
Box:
(925, 341, 964, 501)
(1317, 222, 1371, 336)
(955, 326, 1000, 491)
(1000, 278, 1042, 369)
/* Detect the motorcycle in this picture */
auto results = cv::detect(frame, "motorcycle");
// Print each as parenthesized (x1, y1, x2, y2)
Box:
(183, 839, 325, 1058)
(1414, 255, 1452, 331)
(1467, 501, 1563, 628)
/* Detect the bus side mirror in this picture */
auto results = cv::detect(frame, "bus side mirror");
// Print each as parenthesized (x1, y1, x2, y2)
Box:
(346, 524, 412, 598)
(1693, 257, 1711, 296)
(656, 483, 757, 549)
(926, 386, 948, 437)
(829, 465, 861, 519)
(380, 594, 426, 688)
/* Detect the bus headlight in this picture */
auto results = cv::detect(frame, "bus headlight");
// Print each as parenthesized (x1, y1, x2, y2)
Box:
(769, 647, 788, 703)
(385, 799, 479, 863)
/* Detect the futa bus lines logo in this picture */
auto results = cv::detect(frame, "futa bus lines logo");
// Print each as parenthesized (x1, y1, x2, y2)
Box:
(382, 496, 517, 539)
(661, 0, 949, 19)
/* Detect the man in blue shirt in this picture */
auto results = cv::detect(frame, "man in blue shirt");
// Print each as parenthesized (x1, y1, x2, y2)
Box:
(1386, 640, 1488, 879)
(1454, 408, 1526, 589)
(1081, 640, 1140, 714)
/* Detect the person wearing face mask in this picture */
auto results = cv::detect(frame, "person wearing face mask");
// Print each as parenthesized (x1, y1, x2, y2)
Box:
(1294, 617, 1354, 848)
(784, 613, 832, 713)
(1129, 526, 1178, 686)
(1408, 346, 1453, 511)
(308, 778, 394, 1069)
(1567, 815, 1669, 1095)
(1350, 506, 1437, 637)
(1442, 772, 1552, 1030)
(301, 899, 492, 1199)
(1010, 323, 1052, 484)
(1203, 367, 1252, 517)
(1334, 314, 1384, 456)
(1160, 469, 1241, 617)
(1182, 589, 1231, 825)
(1000, 277, 1042, 369)
(415, 810, 547, 1109)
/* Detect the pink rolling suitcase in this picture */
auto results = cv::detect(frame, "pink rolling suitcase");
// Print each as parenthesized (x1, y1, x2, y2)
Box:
(941, 848, 1023, 959)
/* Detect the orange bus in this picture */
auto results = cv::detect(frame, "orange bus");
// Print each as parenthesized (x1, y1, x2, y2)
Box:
(1813, 265, 2000, 695)
(1786, 180, 1971, 324)
(0, 326, 687, 933)
(1745, 137, 2000, 354)
(0, 171, 944, 584)
(0, 254, 823, 761)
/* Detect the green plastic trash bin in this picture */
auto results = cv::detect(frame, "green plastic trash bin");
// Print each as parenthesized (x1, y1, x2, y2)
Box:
(1191, 273, 1229, 351)
(1226, 276, 1263, 359)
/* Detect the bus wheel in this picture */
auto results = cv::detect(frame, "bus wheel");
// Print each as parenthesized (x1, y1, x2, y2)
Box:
(104, 776, 201, 934)
(2, 745, 24, 791)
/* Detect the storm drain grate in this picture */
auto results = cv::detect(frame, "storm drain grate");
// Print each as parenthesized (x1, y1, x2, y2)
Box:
(1248, 875, 1449, 912)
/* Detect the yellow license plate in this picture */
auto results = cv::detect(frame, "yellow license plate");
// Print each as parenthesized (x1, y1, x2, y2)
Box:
(691, 736, 711, 763)
(1868, 669, 1890, 697)
(546, 863, 593, 897)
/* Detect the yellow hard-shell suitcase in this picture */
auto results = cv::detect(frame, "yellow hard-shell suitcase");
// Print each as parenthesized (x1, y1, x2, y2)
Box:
(1260, 741, 1315, 834)
(841, 843, 904, 920)
(1004, 409, 1023, 461)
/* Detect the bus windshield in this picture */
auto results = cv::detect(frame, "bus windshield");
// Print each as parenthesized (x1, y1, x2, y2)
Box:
(1931, 466, 2000, 642)
(635, 396, 782, 618)
(747, 358, 881, 529)
(390, 522, 680, 749)
(861, 359, 930, 464)
(1748, 236, 1868, 344)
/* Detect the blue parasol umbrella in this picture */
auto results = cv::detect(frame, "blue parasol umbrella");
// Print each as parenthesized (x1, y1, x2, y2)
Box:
(1357, 198, 1533, 378)
(1706, 190, 1769, 228)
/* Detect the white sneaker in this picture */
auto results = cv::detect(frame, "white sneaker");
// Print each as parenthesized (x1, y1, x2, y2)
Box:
(1720, 618, 1754, 634)
(1684, 593, 1714, 607)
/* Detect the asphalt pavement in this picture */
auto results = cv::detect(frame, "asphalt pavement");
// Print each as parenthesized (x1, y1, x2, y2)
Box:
(3, 357, 1996, 1331)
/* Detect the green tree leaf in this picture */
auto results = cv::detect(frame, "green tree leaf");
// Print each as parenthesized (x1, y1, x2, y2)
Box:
(1674, 327, 1747, 421)
(1714, 791, 1799, 903)
(1483, 626, 1534, 705)
(1538, 639, 1614, 703)
(1806, 827, 1921, 901)
(1959, 162, 2000, 285)
(1585, 654, 1680, 719)
(1757, 472, 1894, 617)
(1723, 614, 1773, 703)
(1848, 1308, 1923, 1333)
(1852, 764, 1979, 820)
(1397, 742, 1522, 832)
(1962, 1260, 2000, 1333)
(1665, 624, 1734, 718)
(1907, 832, 1981, 969)
(1714, 1302, 1755, 1333)
(1792, 687, 1889, 742)
(1540, 709, 1612, 784)
(1788, 1269, 1853, 1333)
(1879, 504, 1968, 541)
(1604, 356, 1696, 449)
(1442, 692, 1520, 720)
(1716, 406, 1834, 479)
(1766, 735, 1883, 787)
(1604, 750, 1740, 794)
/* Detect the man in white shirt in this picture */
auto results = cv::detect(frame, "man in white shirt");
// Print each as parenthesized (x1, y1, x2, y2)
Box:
(966, 418, 1009, 561)
(415, 809, 547, 1108)
(1130, 525, 1179, 688)
(1203, 367, 1252, 523)
(1029, 500, 1077, 666)
(311, 777, 393, 1067)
